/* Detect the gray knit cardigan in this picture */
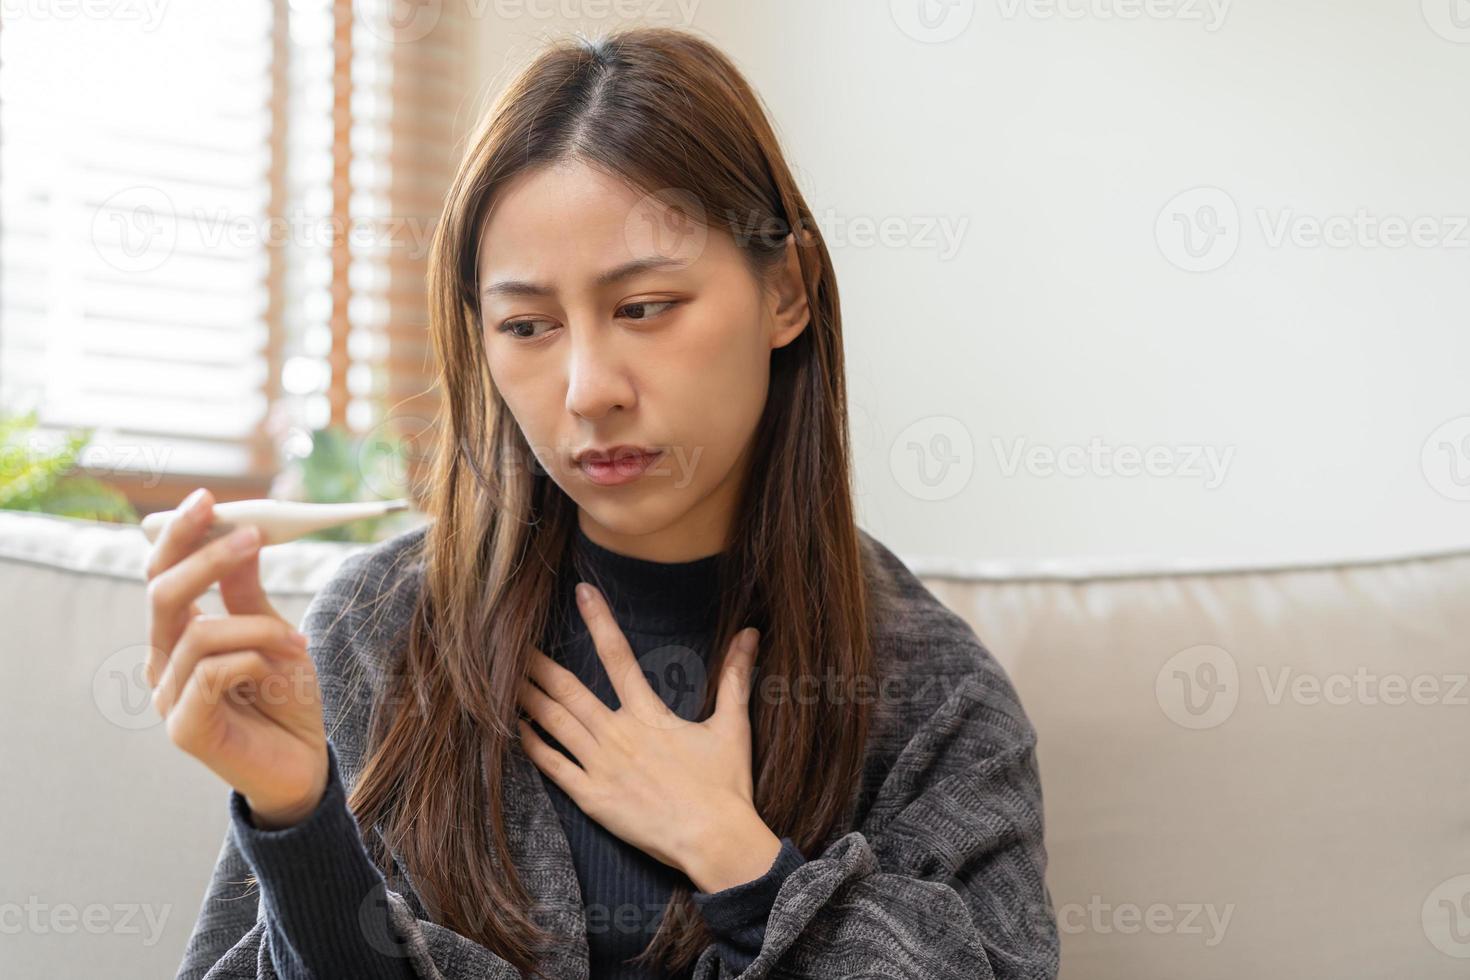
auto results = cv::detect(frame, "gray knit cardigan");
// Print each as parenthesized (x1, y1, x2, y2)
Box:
(176, 522, 1060, 979)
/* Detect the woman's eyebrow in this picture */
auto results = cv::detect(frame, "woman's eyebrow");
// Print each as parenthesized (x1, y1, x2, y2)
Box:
(481, 255, 685, 300)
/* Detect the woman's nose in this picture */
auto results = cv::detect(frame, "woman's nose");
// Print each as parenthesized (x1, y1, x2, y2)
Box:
(564, 324, 636, 420)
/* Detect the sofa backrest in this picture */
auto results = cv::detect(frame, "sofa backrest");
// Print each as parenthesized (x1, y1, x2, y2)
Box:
(919, 548, 1470, 978)
(2, 509, 1466, 978)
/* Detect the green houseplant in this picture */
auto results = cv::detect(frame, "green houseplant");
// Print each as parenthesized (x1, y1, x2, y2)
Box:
(267, 422, 424, 543)
(0, 409, 138, 523)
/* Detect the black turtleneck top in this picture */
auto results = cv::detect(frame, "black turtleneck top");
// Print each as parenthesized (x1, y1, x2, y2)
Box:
(533, 520, 807, 977)
(225, 522, 807, 979)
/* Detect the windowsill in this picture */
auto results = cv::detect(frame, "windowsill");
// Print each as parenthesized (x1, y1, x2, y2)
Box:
(75, 465, 276, 518)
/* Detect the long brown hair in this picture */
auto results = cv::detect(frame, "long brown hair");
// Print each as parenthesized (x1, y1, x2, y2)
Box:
(347, 25, 875, 977)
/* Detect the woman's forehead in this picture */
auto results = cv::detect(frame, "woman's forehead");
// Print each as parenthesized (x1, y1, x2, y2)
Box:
(477, 166, 724, 291)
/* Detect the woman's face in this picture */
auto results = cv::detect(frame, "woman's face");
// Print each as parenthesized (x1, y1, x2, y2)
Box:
(476, 158, 809, 562)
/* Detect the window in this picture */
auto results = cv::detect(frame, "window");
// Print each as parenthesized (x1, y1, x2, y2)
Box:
(0, 0, 458, 512)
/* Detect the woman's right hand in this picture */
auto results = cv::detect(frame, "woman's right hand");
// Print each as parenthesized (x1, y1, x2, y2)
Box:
(144, 487, 330, 830)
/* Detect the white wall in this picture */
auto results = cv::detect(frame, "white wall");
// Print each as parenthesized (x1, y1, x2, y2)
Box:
(462, 0, 1470, 569)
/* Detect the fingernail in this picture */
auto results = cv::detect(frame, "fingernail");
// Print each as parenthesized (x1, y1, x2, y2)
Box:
(740, 628, 759, 653)
(228, 525, 259, 553)
(289, 629, 309, 648)
(576, 583, 592, 606)
(182, 487, 206, 514)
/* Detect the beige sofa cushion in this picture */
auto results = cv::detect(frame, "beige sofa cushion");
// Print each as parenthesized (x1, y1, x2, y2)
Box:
(0, 511, 368, 980)
(923, 548, 1470, 978)
(2, 510, 1465, 978)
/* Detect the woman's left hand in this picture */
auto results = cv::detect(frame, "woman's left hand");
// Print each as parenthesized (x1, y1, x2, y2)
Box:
(516, 581, 781, 891)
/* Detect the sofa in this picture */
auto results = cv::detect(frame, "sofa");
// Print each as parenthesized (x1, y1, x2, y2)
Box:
(2, 508, 1466, 979)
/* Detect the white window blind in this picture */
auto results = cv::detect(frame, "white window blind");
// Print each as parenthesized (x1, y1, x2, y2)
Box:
(0, 0, 455, 500)
(0, 1, 279, 478)
(281, 0, 454, 442)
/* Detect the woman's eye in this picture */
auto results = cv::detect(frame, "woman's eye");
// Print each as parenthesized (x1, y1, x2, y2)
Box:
(617, 300, 678, 321)
(498, 319, 554, 340)
(496, 301, 677, 340)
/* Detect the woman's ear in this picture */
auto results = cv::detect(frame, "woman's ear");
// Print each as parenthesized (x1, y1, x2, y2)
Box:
(767, 231, 812, 350)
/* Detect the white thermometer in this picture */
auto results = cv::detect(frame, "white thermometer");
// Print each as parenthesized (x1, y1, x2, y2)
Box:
(140, 497, 412, 547)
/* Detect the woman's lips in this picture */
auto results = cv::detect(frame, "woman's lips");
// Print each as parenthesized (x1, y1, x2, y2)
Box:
(577, 449, 664, 487)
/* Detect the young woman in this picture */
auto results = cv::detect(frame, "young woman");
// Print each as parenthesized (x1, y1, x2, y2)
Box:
(155, 26, 1059, 980)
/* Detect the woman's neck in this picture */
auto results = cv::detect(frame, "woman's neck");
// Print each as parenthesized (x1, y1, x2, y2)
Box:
(565, 519, 723, 636)
(575, 511, 726, 564)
